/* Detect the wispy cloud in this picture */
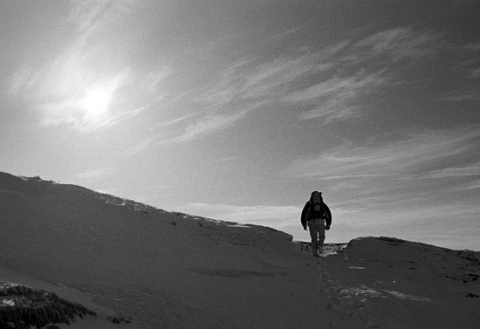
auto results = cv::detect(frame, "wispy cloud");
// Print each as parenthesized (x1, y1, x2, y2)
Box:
(470, 68, 480, 79)
(352, 27, 444, 63)
(8, 65, 35, 96)
(122, 135, 160, 157)
(286, 28, 445, 123)
(122, 106, 258, 155)
(154, 113, 196, 129)
(442, 87, 480, 102)
(140, 67, 172, 95)
(173, 101, 268, 143)
(270, 22, 311, 41)
(288, 69, 386, 122)
(177, 202, 302, 230)
(217, 155, 240, 163)
(122, 112, 197, 156)
(171, 45, 347, 139)
(466, 43, 480, 51)
(136, 50, 337, 148)
(127, 26, 450, 151)
(457, 179, 480, 191)
(68, 0, 139, 36)
(175, 110, 249, 143)
(452, 45, 480, 82)
(334, 201, 480, 243)
(74, 167, 114, 182)
(421, 165, 480, 179)
(286, 127, 480, 183)
(198, 27, 445, 127)
(8, 0, 165, 132)
(193, 51, 335, 110)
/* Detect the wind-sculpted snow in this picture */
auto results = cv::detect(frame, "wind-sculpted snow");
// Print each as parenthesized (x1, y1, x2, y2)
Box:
(312, 236, 480, 328)
(1, 171, 480, 328)
(96, 193, 169, 215)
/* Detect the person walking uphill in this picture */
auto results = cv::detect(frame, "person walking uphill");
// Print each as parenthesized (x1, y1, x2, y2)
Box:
(301, 191, 332, 257)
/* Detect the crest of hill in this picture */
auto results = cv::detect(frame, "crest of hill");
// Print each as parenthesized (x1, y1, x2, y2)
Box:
(0, 171, 294, 272)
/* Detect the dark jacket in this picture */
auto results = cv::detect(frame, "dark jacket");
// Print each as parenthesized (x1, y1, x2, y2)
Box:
(301, 201, 332, 228)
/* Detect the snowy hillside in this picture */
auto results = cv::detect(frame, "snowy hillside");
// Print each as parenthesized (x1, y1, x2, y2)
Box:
(1, 172, 479, 329)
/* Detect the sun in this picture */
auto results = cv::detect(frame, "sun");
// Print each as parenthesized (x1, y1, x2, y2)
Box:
(82, 87, 113, 122)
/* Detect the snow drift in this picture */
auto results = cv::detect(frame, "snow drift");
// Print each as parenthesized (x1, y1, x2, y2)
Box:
(0, 172, 479, 328)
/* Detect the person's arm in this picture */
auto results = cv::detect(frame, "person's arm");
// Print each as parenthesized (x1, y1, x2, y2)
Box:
(324, 204, 332, 229)
(300, 202, 308, 230)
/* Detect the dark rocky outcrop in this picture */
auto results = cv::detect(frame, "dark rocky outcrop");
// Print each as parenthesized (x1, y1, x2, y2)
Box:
(0, 282, 96, 329)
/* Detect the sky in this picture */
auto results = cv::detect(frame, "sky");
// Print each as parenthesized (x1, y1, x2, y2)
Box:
(1, 0, 480, 250)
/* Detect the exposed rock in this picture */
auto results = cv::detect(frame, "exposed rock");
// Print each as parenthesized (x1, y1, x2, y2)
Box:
(0, 282, 96, 329)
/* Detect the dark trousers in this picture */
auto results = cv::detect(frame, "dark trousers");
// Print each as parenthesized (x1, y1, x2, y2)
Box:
(308, 218, 325, 253)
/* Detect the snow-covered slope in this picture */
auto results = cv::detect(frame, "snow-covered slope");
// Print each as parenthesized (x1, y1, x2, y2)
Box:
(1, 172, 479, 328)
(322, 237, 480, 328)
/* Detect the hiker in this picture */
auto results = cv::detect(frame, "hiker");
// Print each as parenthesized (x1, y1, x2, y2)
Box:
(301, 191, 332, 257)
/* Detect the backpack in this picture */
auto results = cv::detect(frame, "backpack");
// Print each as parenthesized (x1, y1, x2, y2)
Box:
(306, 201, 327, 220)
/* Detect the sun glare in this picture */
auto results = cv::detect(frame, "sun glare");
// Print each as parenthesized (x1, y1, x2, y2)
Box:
(42, 59, 128, 131)
(82, 87, 113, 121)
